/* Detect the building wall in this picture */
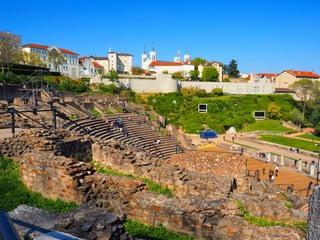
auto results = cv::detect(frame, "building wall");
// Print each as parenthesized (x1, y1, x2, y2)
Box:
(90, 73, 178, 93)
(275, 72, 297, 88)
(180, 81, 275, 94)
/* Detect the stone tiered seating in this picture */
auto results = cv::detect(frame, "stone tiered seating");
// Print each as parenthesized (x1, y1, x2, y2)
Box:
(63, 113, 184, 160)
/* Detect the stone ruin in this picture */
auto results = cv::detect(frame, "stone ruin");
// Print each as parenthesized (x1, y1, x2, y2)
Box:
(0, 129, 309, 239)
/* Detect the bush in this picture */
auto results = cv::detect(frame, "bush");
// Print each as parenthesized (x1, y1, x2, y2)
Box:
(172, 72, 184, 79)
(98, 84, 121, 94)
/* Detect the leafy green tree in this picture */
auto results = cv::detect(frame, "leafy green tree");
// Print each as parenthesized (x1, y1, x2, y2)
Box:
(212, 88, 223, 96)
(191, 57, 207, 69)
(290, 79, 320, 116)
(201, 66, 219, 82)
(227, 59, 240, 78)
(0, 38, 21, 74)
(314, 123, 320, 137)
(48, 50, 64, 71)
(222, 77, 231, 82)
(189, 70, 199, 80)
(267, 103, 282, 119)
(290, 109, 304, 127)
(106, 69, 119, 82)
(131, 66, 144, 75)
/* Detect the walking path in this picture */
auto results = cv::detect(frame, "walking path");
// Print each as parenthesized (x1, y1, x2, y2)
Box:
(200, 144, 314, 197)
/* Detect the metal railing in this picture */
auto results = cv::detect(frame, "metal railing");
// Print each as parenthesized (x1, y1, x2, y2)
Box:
(0, 211, 20, 240)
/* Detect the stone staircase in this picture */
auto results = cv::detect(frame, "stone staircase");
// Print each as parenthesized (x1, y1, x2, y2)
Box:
(63, 113, 184, 160)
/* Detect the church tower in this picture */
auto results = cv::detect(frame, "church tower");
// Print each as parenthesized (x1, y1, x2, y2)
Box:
(150, 41, 157, 62)
(184, 49, 190, 63)
(174, 50, 181, 62)
(141, 45, 148, 64)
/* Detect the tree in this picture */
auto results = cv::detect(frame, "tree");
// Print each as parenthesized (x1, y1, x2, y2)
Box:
(191, 57, 207, 69)
(106, 69, 119, 82)
(131, 66, 144, 75)
(189, 70, 199, 80)
(227, 59, 240, 78)
(290, 79, 320, 116)
(291, 109, 304, 128)
(267, 103, 282, 119)
(48, 49, 64, 71)
(222, 77, 230, 82)
(201, 66, 219, 82)
(0, 38, 21, 74)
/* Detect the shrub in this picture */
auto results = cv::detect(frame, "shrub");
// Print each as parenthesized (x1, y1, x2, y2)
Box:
(172, 72, 184, 79)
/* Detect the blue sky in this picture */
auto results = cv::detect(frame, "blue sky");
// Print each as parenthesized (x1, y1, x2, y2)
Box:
(2, 0, 320, 74)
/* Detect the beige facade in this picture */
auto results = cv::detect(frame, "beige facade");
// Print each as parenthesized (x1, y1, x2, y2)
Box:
(275, 70, 320, 88)
(198, 62, 223, 82)
(0, 31, 22, 48)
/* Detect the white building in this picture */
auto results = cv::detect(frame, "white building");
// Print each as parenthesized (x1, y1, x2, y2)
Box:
(79, 51, 133, 76)
(142, 46, 194, 77)
(0, 31, 22, 48)
(79, 57, 104, 77)
(22, 44, 80, 78)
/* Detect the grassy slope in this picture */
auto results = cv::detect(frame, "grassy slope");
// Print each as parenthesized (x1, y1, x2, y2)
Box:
(258, 135, 320, 152)
(297, 134, 320, 141)
(240, 120, 296, 133)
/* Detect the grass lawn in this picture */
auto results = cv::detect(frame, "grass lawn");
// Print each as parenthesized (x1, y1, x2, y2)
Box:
(297, 134, 320, 141)
(258, 135, 320, 152)
(240, 120, 296, 133)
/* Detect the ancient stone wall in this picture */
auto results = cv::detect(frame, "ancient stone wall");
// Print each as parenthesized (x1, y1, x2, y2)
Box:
(92, 142, 239, 198)
(21, 150, 93, 204)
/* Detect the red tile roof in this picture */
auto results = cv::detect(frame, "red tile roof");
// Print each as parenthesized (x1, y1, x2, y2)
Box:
(58, 48, 78, 55)
(92, 62, 103, 68)
(149, 61, 193, 66)
(257, 73, 277, 77)
(22, 43, 49, 49)
(285, 70, 320, 78)
(79, 56, 89, 60)
(22, 43, 78, 55)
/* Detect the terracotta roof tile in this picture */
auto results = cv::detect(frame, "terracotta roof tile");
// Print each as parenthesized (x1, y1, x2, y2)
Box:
(149, 61, 193, 66)
(257, 73, 277, 77)
(286, 70, 320, 78)
(22, 43, 78, 55)
(22, 43, 49, 49)
(92, 62, 103, 68)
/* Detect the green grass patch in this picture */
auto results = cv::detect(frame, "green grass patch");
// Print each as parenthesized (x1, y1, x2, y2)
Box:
(297, 134, 320, 141)
(240, 120, 296, 133)
(224, 140, 259, 150)
(115, 108, 124, 113)
(236, 201, 306, 232)
(69, 115, 77, 120)
(124, 219, 194, 240)
(93, 163, 173, 197)
(0, 154, 77, 212)
(88, 109, 102, 118)
(105, 109, 114, 114)
(147, 113, 156, 119)
(258, 135, 320, 152)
